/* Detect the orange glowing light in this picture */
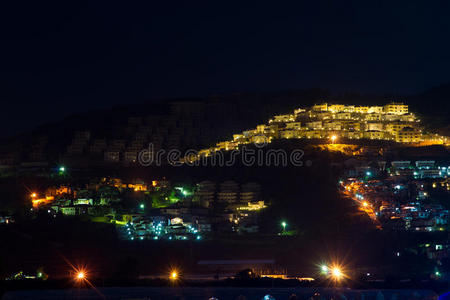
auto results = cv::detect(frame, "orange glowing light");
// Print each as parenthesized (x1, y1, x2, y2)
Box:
(76, 271, 85, 280)
(330, 135, 337, 142)
(362, 201, 368, 207)
(331, 266, 344, 281)
(31, 193, 37, 198)
(31, 196, 55, 208)
(170, 271, 178, 280)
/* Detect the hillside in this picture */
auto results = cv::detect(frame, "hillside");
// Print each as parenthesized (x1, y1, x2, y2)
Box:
(0, 87, 448, 168)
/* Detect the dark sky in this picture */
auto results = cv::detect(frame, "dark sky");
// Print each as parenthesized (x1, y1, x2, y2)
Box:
(1, 1, 450, 137)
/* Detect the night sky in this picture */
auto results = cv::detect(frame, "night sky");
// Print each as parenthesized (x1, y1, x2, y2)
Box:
(1, 1, 450, 137)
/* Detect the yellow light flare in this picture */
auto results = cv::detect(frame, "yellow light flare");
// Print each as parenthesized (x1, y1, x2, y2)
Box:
(330, 135, 338, 143)
(170, 271, 178, 280)
(362, 201, 368, 207)
(71, 266, 89, 282)
(331, 267, 343, 281)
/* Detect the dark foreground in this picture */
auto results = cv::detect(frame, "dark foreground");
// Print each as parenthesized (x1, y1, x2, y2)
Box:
(1, 287, 440, 300)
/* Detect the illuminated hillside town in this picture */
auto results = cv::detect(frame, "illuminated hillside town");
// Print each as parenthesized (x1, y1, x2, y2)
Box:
(0, 101, 447, 168)
(197, 102, 448, 159)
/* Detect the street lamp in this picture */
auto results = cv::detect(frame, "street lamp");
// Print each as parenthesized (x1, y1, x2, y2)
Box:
(139, 203, 145, 209)
(72, 266, 88, 282)
(281, 221, 287, 231)
(331, 267, 344, 281)
(75, 270, 86, 281)
(170, 271, 178, 280)
(330, 135, 337, 143)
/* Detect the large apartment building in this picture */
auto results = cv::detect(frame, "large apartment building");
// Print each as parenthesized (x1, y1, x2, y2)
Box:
(383, 102, 409, 115)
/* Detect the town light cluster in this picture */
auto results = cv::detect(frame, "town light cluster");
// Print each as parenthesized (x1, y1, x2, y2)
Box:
(341, 159, 449, 232)
(190, 102, 448, 161)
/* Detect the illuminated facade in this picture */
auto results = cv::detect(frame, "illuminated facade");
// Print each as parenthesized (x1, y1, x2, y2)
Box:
(192, 102, 448, 160)
(383, 102, 409, 115)
(363, 130, 385, 140)
(396, 127, 421, 143)
(312, 103, 328, 111)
